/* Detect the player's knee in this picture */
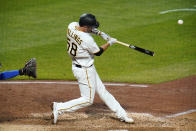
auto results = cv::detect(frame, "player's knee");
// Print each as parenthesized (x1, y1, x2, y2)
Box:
(85, 102, 93, 107)
(87, 98, 94, 105)
(83, 97, 93, 105)
(89, 99, 94, 105)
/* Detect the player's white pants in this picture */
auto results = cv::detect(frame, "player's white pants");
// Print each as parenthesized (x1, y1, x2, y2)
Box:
(56, 65, 127, 118)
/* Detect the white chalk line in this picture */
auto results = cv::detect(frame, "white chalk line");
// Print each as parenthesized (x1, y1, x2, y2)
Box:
(160, 8, 196, 14)
(131, 109, 196, 119)
(164, 109, 196, 118)
(129, 84, 148, 88)
(0, 81, 149, 88)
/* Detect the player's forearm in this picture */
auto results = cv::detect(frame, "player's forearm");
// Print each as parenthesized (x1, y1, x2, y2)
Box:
(101, 43, 110, 51)
(94, 43, 110, 56)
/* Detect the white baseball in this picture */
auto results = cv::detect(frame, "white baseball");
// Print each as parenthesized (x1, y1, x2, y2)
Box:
(178, 20, 183, 24)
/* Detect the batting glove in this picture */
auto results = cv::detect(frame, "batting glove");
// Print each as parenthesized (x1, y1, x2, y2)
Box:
(108, 38, 117, 46)
(92, 28, 111, 41)
(91, 28, 101, 35)
(100, 32, 111, 41)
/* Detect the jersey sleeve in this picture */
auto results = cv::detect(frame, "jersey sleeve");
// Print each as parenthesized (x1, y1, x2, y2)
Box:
(82, 36, 100, 54)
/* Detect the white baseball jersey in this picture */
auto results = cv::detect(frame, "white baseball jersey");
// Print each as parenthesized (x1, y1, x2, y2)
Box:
(67, 22, 100, 67)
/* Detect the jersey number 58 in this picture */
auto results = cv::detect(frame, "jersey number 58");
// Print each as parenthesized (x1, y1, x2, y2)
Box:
(67, 37, 78, 57)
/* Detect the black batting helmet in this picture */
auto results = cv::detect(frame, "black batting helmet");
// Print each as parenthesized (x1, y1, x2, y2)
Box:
(79, 13, 99, 28)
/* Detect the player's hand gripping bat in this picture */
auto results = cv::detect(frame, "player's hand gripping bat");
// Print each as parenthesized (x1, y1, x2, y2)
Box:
(92, 28, 155, 56)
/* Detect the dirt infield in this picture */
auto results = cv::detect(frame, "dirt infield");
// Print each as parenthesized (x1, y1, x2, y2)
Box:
(0, 76, 196, 131)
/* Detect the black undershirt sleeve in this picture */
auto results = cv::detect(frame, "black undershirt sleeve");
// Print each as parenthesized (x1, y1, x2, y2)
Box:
(94, 47, 104, 56)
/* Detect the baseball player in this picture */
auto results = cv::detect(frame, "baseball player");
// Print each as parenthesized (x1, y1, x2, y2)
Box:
(51, 14, 134, 124)
(0, 58, 37, 80)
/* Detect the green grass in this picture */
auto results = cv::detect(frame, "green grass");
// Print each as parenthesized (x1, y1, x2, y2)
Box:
(0, 0, 196, 83)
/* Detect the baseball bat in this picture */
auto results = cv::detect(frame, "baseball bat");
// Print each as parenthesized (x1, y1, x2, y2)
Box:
(116, 41, 155, 56)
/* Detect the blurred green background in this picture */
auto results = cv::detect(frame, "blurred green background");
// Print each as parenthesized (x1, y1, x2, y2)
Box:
(0, 0, 196, 83)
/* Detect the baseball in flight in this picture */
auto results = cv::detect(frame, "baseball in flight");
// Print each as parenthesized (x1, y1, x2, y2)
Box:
(178, 19, 183, 25)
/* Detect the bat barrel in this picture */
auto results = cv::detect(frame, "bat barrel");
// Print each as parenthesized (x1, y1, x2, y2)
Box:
(116, 41, 154, 56)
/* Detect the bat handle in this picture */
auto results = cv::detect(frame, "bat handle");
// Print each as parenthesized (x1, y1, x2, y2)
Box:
(116, 41, 130, 47)
(116, 40, 136, 49)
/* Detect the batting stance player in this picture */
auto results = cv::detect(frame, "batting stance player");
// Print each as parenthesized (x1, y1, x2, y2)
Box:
(51, 14, 134, 124)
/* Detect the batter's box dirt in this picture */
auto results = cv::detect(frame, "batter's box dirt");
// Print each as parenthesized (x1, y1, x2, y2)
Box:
(0, 112, 195, 130)
(0, 112, 175, 131)
(0, 75, 196, 130)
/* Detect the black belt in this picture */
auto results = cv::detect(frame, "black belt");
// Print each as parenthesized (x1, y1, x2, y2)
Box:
(75, 64, 93, 68)
(75, 64, 82, 68)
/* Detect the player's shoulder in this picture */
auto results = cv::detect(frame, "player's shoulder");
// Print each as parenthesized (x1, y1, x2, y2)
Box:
(68, 22, 79, 29)
(67, 22, 95, 44)
(82, 33, 95, 44)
